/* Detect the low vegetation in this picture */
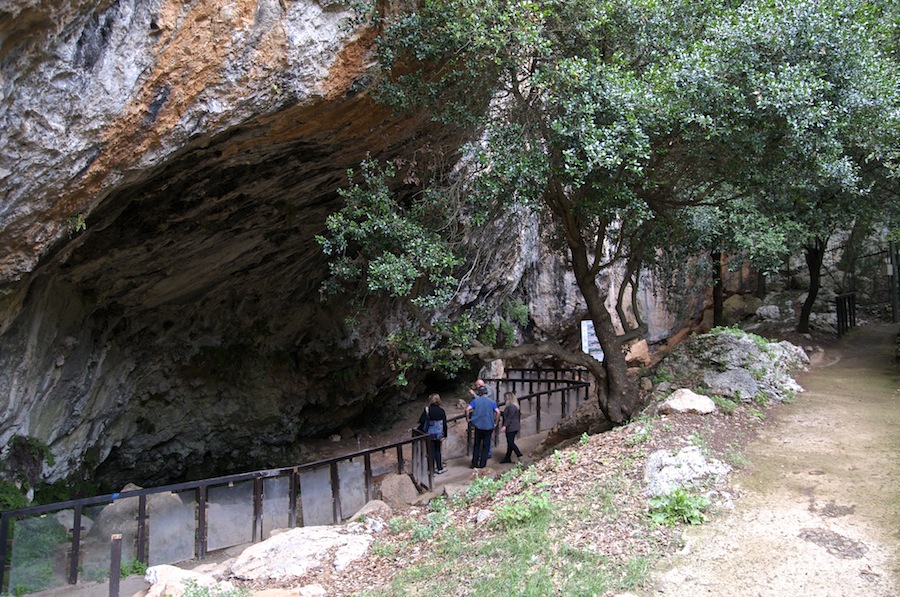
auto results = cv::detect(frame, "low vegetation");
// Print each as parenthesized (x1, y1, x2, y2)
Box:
(314, 389, 775, 597)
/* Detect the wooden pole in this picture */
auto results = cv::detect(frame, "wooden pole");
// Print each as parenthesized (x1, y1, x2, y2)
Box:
(109, 534, 122, 597)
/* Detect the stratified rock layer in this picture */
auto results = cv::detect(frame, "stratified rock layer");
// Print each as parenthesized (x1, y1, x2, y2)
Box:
(0, 0, 465, 487)
(0, 0, 700, 490)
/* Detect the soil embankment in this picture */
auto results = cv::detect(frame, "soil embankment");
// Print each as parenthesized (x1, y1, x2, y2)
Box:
(655, 323, 900, 596)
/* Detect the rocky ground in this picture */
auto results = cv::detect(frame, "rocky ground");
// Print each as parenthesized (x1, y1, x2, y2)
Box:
(226, 322, 900, 596)
(37, 322, 899, 597)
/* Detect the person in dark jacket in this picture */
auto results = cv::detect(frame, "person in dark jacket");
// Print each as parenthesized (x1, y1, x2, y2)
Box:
(418, 393, 448, 473)
(499, 391, 523, 463)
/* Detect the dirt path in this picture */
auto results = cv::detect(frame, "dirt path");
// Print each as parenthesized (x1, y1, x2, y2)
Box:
(655, 323, 900, 596)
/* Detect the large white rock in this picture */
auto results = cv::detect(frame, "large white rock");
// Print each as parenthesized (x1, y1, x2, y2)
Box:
(229, 524, 373, 581)
(644, 446, 730, 497)
(657, 389, 716, 415)
(144, 564, 238, 597)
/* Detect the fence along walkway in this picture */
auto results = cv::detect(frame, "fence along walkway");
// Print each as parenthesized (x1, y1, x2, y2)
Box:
(0, 367, 589, 595)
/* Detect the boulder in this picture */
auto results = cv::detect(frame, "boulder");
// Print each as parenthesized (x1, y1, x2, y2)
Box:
(756, 305, 782, 321)
(378, 473, 419, 508)
(703, 368, 759, 402)
(144, 564, 239, 597)
(663, 328, 808, 404)
(229, 524, 374, 581)
(657, 389, 717, 415)
(625, 339, 651, 367)
(644, 446, 730, 498)
(53, 509, 94, 535)
(349, 499, 392, 522)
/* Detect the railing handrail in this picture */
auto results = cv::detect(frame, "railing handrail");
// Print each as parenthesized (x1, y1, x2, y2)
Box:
(0, 434, 429, 521)
(0, 367, 591, 594)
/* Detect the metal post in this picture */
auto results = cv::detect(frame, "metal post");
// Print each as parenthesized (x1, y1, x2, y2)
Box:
(69, 506, 83, 585)
(288, 469, 299, 528)
(892, 241, 899, 323)
(0, 514, 10, 594)
(136, 496, 147, 564)
(363, 454, 373, 504)
(196, 486, 208, 560)
(330, 462, 342, 523)
(253, 477, 263, 542)
(109, 534, 122, 597)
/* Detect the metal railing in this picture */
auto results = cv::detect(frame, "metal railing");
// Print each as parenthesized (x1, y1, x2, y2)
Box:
(836, 293, 856, 337)
(0, 367, 590, 595)
(0, 435, 430, 595)
(466, 368, 591, 452)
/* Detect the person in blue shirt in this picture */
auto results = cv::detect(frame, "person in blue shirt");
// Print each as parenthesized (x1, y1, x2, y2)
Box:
(466, 386, 500, 468)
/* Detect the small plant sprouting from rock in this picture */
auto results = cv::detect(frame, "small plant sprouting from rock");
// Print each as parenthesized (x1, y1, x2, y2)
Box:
(649, 488, 710, 526)
(66, 214, 87, 235)
(652, 366, 673, 384)
(579, 432, 590, 446)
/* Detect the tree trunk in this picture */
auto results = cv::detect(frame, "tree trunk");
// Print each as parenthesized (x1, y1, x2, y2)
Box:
(756, 270, 767, 299)
(569, 243, 638, 424)
(798, 237, 827, 333)
(711, 250, 724, 327)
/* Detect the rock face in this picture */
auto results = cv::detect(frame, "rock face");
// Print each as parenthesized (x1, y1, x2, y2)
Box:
(0, 0, 460, 487)
(0, 0, 702, 490)
(663, 329, 809, 404)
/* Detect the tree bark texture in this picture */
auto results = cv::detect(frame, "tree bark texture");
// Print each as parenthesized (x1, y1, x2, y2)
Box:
(798, 237, 827, 333)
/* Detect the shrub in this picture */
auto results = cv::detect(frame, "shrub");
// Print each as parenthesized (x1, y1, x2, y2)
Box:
(0, 479, 28, 511)
(648, 488, 710, 526)
(8, 516, 68, 594)
(464, 475, 502, 502)
(710, 394, 738, 414)
(120, 557, 148, 578)
(651, 366, 673, 384)
(493, 491, 552, 528)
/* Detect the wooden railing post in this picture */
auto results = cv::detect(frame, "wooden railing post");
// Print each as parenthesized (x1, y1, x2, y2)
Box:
(109, 534, 122, 597)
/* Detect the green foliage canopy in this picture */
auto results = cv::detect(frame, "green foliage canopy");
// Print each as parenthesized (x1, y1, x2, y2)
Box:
(320, 0, 899, 417)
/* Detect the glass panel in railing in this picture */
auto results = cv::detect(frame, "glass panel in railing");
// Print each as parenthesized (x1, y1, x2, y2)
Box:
(79, 496, 140, 585)
(520, 407, 538, 436)
(261, 476, 290, 539)
(7, 514, 70, 595)
(148, 491, 196, 565)
(299, 465, 333, 526)
(207, 481, 253, 551)
(338, 459, 366, 518)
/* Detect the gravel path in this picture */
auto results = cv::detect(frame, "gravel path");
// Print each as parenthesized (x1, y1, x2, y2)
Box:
(653, 323, 900, 596)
